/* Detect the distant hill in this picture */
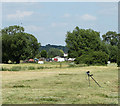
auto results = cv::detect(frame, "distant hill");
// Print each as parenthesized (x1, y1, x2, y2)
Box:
(39, 44, 68, 53)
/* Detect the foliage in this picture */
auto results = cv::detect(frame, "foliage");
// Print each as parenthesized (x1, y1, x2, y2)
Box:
(75, 51, 109, 65)
(2, 25, 24, 35)
(41, 50, 47, 58)
(107, 45, 118, 63)
(102, 31, 118, 63)
(21, 33, 40, 60)
(2, 34, 11, 63)
(48, 48, 64, 58)
(39, 44, 68, 53)
(65, 26, 108, 65)
(66, 27, 102, 57)
(102, 31, 118, 46)
(117, 34, 120, 67)
(1, 25, 40, 64)
(35, 53, 41, 59)
(28, 66, 35, 70)
(11, 66, 22, 71)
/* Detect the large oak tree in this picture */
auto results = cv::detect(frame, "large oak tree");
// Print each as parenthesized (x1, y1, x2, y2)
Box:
(2, 25, 40, 64)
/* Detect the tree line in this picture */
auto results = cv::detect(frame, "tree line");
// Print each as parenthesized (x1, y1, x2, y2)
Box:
(39, 44, 68, 53)
(65, 26, 119, 66)
(1, 25, 120, 66)
(1, 25, 64, 63)
(36, 48, 64, 59)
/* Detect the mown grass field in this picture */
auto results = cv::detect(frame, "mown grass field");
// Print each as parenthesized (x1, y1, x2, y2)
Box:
(1, 62, 118, 104)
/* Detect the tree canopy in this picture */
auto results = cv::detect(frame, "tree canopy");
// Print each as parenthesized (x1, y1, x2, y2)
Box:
(117, 34, 120, 67)
(102, 31, 118, 63)
(2, 25, 40, 63)
(41, 50, 47, 58)
(39, 44, 68, 53)
(65, 26, 109, 65)
(102, 31, 118, 46)
(48, 48, 64, 58)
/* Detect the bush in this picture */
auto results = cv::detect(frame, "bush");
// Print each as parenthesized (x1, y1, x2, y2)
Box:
(28, 66, 35, 70)
(1, 67, 8, 71)
(69, 63, 76, 67)
(75, 51, 109, 65)
(1, 67, 22, 71)
(11, 66, 22, 71)
(37, 66, 44, 69)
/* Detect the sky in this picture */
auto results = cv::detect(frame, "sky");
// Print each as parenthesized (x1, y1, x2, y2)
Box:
(2, 2, 118, 46)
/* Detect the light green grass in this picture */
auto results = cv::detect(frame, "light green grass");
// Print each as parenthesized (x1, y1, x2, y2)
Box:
(1, 63, 118, 104)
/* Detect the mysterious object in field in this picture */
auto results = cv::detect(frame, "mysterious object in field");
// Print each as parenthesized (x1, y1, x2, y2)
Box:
(86, 71, 101, 87)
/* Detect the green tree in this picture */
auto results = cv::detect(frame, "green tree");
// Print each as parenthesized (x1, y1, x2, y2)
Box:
(2, 25, 40, 64)
(107, 45, 118, 63)
(48, 48, 64, 58)
(102, 31, 118, 46)
(35, 53, 41, 59)
(2, 34, 11, 63)
(75, 51, 109, 65)
(65, 26, 108, 65)
(9, 33, 28, 63)
(2, 25, 24, 35)
(66, 27, 102, 58)
(41, 50, 47, 58)
(102, 31, 118, 63)
(23, 33, 40, 59)
(117, 34, 120, 67)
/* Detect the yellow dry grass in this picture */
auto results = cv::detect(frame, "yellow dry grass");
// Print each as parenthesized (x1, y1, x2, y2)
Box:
(1, 63, 118, 104)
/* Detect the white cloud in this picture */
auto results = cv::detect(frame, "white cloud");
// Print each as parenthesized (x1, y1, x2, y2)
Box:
(80, 14, 97, 21)
(25, 25, 44, 32)
(7, 10, 33, 20)
(51, 22, 68, 27)
(63, 13, 71, 18)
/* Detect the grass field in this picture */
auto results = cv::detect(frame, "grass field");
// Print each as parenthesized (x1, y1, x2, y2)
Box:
(1, 63, 118, 104)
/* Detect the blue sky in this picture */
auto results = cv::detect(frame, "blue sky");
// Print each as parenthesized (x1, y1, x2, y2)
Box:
(2, 2, 118, 46)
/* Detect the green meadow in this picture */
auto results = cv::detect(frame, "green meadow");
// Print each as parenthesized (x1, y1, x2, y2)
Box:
(1, 63, 118, 104)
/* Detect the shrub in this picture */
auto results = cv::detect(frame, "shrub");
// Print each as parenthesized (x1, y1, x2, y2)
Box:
(75, 51, 109, 65)
(37, 66, 44, 69)
(69, 63, 76, 67)
(28, 66, 35, 70)
(11, 66, 21, 71)
(1, 67, 8, 71)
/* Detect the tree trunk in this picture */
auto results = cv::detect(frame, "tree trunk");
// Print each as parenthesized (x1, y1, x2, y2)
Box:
(16, 59, 20, 64)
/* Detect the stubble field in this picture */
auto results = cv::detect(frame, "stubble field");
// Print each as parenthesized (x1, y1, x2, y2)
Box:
(1, 63, 118, 104)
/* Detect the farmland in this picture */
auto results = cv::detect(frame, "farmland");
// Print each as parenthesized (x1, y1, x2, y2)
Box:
(1, 63, 118, 104)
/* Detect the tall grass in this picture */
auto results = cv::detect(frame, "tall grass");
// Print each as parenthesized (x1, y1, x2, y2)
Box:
(1, 66, 22, 71)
